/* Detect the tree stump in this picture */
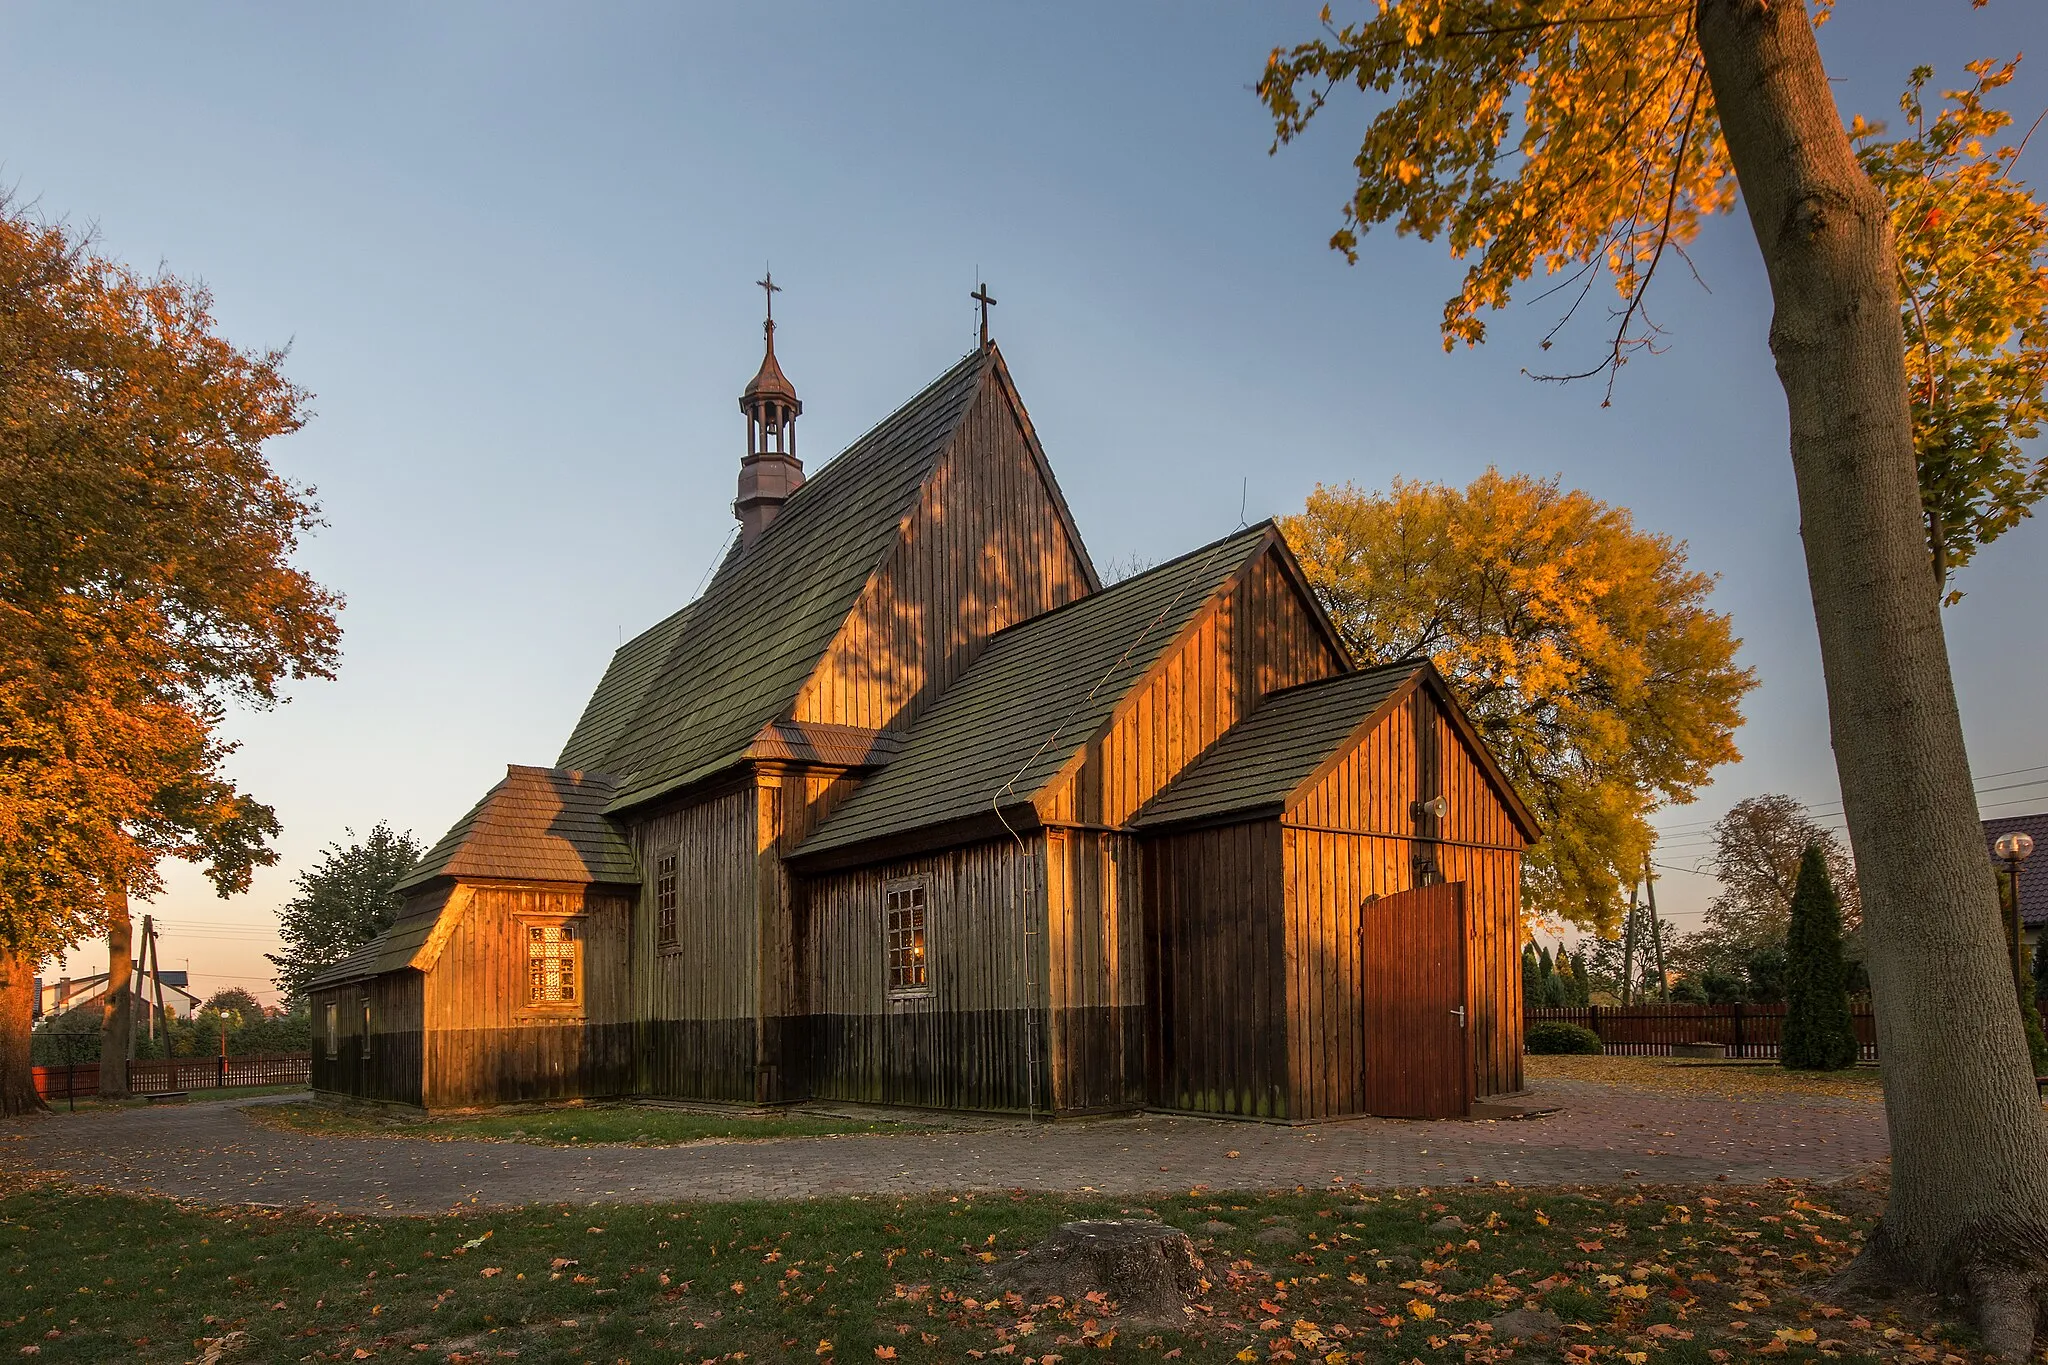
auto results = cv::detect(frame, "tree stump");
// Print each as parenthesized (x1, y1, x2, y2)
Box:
(990, 1220, 1204, 1318)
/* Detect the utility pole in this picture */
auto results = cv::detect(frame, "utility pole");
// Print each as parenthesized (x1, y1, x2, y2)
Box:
(1644, 853, 1669, 1002)
(1621, 880, 1640, 1006)
(141, 915, 158, 1043)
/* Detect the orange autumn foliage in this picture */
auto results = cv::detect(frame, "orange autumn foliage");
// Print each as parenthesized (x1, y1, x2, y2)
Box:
(0, 198, 341, 958)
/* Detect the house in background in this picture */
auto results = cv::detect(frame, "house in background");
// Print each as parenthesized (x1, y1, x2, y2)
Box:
(35, 967, 200, 1021)
(310, 309, 1538, 1121)
(1986, 812, 2048, 951)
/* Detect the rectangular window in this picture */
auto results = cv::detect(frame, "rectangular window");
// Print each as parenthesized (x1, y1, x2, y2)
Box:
(528, 923, 579, 1006)
(324, 1002, 339, 1060)
(656, 852, 678, 949)
(886, 881, 928, 996)
(361, 996, 371, 1040)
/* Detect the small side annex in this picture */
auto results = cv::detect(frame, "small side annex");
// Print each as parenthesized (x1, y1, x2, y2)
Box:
(1132, 664, 1540, 1121)
(307, 766, 640, 1109)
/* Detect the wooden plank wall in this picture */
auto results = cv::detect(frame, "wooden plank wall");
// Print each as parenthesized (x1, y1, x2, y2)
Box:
(758, 766, 864, 1102)
(310, 971, 423, 1106)
(1045, 544, 1343, 827)
(1140, 821, 1291, 1119)
(1043, 829, 1145, 1112)
(803, 835, 1050, 1112)
(1281, 685, 1526, 1113)
(421, 883, 633, 1109)
(629, 783, 762, 1101)
(793, 376, 1093, 737)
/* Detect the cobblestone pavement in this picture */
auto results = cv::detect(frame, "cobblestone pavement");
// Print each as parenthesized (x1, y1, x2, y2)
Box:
(1, 1078, 1887, 1216)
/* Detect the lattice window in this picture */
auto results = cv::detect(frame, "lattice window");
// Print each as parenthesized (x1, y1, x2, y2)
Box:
(656, 852, 679, 949)
(886, 881, 928, 996)
(527, 924, 578, 1005)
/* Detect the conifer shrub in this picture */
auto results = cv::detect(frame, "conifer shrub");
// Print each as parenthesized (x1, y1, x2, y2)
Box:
(1526, 1021, 1602, 1055)
(1781, 845, 1859, 1070)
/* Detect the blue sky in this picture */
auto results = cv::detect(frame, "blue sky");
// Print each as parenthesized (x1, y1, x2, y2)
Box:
(7, 2, 2044, 1000)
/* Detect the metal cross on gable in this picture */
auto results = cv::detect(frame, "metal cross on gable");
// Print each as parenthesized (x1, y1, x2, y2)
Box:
(972, 281, 997, 348)
(757, 269, 781, 322)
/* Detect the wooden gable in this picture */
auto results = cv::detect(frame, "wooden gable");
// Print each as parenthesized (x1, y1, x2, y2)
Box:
(792, 348, 1096, 737)
(1284, 668, 1536, 845)
(1040, 531, 1348, 828)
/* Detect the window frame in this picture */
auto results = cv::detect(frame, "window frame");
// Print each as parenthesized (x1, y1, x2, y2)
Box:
(655, 850, 679, 951)
(519, 915, 586, 1016)
(324, 1001, 339, 1060)
(884, 877, 931, 1000)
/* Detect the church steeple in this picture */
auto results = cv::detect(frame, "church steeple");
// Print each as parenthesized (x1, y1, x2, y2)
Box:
(735, 272, 804, 547)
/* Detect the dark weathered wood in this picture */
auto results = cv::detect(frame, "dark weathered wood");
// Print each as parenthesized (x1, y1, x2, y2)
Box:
(1141, 821, 1291, 1118)
(329, 350, 1530, 1124)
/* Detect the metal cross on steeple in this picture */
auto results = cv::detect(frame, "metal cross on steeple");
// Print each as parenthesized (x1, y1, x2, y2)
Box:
(972, 282, 997, 349)
(758, 270, 781, 324)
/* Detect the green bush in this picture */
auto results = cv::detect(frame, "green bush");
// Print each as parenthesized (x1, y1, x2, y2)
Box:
(1782, 845, 1859, 1071)
(1526, 1021, 1602, 1055)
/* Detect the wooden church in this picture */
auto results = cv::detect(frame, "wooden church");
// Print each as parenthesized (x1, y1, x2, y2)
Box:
(309, 298, 1538, 1121)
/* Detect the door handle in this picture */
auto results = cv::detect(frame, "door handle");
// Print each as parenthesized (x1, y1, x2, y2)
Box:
(1450, 1006, 1467, 1027)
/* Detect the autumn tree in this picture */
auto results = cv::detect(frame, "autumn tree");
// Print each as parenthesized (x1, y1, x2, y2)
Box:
(1854, 60, 2048, 599)
(1283, 470, 1753, 929)
(0, 200, 339, 1111)
(1258, 1, 2048, 1346)
(1676, 793, 1858, 976)
(266, 823, 423, 1006)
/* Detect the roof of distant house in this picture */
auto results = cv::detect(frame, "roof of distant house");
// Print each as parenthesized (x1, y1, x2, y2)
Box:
(1986, 811, 2048, 928)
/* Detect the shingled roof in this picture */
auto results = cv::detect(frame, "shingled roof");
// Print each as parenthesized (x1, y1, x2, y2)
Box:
(556, 603, 696, 773)
(305, 885, 453, 990)
(795, 524, 1276, 863)
(1130, 663, 1424, 829)
(570, 348, 995, 812)
(1986, 812, 2048, 929)
(393, 765, 641, 893)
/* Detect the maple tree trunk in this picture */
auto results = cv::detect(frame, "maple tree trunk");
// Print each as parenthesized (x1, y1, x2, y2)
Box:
(0, 950, 46, 1116)
(98, 886, 132, 1098)
(1697, 0, 2048, 1354)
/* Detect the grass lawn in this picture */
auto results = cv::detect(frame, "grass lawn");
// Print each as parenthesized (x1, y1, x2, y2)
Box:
(246, 1102, 946, 1146)
(1527, 1054, 1887, 1103)
(0, 1173, 1988, 1364)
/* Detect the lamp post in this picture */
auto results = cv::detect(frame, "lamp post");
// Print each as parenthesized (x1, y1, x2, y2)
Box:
(1994, 830, 2036, 992)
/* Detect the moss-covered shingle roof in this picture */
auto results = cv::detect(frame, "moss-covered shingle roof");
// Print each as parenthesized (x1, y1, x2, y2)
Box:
(1129, 663, 1422, 829)
(796, 525, 1275, 861)
(561, 349, 992, 812)
(393, 765, 641, 892)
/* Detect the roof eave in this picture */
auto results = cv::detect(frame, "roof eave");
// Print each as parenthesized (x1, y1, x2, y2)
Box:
(789, 803, 1044, 875)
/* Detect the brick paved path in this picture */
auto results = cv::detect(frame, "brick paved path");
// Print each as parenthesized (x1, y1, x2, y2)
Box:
(1, 1078, 1887, 1216)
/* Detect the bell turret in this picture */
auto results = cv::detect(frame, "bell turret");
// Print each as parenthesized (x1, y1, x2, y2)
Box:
(735, 272, 803, 547)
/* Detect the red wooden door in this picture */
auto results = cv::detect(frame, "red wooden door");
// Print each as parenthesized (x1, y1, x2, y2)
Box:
(1361, 882, 1473, 1118)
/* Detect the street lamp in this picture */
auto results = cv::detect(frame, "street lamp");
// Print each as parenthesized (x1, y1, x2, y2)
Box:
(1994, 830, 2036, 989)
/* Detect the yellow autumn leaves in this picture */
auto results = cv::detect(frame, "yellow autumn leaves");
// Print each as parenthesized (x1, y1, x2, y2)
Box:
(1283, 470, 1753, 930)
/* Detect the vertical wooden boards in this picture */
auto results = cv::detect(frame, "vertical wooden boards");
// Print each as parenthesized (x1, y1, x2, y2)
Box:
(1043, 829, 1146, 1112)
(420, 882, 633, 1110)
(1053, 543, 1345, 828)
(1140, 820, 1289, 1119)
(309, 972, 423, 1106)
(793, 375, 1093, 738)
(804, 835, 1049, 1111)
(628, 783, 760, 1101)
(1359, 882, 1473, 1118)
(1279, 682, 1526, 1103)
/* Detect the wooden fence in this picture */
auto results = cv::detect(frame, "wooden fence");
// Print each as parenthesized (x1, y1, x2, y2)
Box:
(32, 1052, 310, 1102)
(1528, 1004, 1880, 1063)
